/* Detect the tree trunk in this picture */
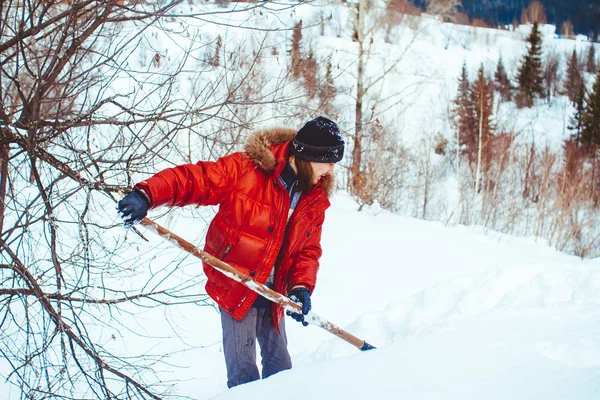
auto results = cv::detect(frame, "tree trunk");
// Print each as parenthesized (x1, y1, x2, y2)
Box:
(475, 92, 484, 193)
(351, 0, 366, 197)
(352, 51, 364, 195)
(593, 151, 597, 205)
(0, 143, 8, 234)
(422, 144, 431, 218)
(456, 114, 461, 222)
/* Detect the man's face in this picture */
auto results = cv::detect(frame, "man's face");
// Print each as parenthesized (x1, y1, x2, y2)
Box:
(310, 162, 335, 185)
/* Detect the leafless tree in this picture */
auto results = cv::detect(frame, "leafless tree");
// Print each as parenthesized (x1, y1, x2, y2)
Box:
(384, 0, 421, 39)
(346, 0, 424, 204)
(0, 0, 306, 398)
(543, 48, 562, 102)
(352, 121, 412, 212)
(561, 19, 575, 39)
(521, 1, 547, 25)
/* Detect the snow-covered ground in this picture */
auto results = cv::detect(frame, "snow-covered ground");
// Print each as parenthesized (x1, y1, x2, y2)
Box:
(103, 194, 600, 399)
(2, 189, 597, 399)
(205, 193, 600, 399)
(5, 190, 590, 399)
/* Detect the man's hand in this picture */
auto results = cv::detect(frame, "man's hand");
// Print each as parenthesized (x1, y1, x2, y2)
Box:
(287, 287, 311, 327)
(117, 190, 150, 227)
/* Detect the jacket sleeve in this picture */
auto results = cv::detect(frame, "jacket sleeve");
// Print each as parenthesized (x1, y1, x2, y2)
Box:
(287, 212, 325, 293)
(133, 152, 246, 208)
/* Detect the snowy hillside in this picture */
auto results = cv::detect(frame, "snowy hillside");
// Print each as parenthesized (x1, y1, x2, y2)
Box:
(204, 194, 600, 399)
(111, 1, 600, 255)
(3, 190, 597, 399)
(120, 2, 597, 149)
(129, 195, 600, 399)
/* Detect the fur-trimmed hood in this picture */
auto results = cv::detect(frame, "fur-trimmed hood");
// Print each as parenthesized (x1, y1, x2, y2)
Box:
(244, 127, 335, 196)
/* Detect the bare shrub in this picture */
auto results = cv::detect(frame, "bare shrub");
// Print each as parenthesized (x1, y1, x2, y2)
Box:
(522, 1, 547, 25)
(426, 0, 461, 22)
(317, 56, 339, 120)
(533, 146, 558, 236)
(354, 122, 412, 212)
(386, 0, 422, 19)
(384, 0, 422, 40)
(451, 132, 600, 258)
(471, 18, 490, 29)
(561, 20, 575, 39)
(414, 133, 448, 220)
(544, 49, 562, 101)
(453, 11, 470, 26)
(434, 133, 449, 155)
(548, 141, 590, 255)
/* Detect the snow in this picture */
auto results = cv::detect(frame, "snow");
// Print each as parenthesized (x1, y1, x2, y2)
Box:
(7, 187, 596, 399)
(203, 194, 600, 399)
(3, 188, 599, 399)
(31, 192, 593, 400)
(216, 310, 600, 399)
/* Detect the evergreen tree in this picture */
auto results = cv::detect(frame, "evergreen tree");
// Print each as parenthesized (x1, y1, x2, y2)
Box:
(291, 20, 303, 78)
(457, 61, 470, 105)
(580, 67, 600, 156)
(458, 62, 471, 102)
(208, 35, 222, 67)
(587, 45, 597, 74)
(318, 57, 338, 118)
(301, 49, 318, 96)
(470, 65, 495, 192)
(454, 62, 477, 163)
(565, 49, 583, 104)
(471, 65, 495, 149)
(568, 84, 586, 147)
(494, 56, 512, 101)
(516, 22, 545, 108)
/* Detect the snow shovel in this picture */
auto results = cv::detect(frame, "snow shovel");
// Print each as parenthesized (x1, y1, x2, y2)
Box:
(129, 214, 376, 352)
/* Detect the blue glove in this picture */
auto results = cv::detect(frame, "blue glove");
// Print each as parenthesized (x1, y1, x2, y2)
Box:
(287, 287, 311, 327)
(117, 190, 150, 227)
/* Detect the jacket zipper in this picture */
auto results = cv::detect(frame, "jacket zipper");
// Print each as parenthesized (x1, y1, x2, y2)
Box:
(275, 196, 327, 289)
(285, 190, 327, 240)
(239, 180, 288, 308)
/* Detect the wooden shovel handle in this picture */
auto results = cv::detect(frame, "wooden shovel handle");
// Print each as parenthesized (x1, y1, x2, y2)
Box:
(131, 212, 374, 351)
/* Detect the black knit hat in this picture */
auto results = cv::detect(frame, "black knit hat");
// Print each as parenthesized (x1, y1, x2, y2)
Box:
(291, 117, 345, 163)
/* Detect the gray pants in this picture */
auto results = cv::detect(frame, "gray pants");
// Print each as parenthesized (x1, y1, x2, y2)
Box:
(220, 307, 292, 388)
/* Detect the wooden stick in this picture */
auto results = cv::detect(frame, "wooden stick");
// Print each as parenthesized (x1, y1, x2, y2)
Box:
(136, 216, 375, 351)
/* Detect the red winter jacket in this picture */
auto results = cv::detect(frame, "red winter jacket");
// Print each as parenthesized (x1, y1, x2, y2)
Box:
(134, 127, 333, 327)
